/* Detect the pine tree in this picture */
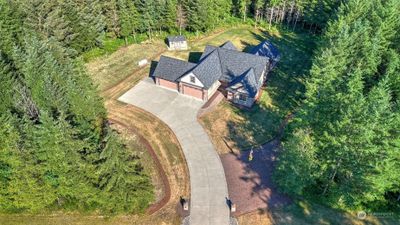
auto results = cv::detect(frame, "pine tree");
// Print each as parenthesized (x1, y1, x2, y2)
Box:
(187, 0, 210, 33)
(97, 132, 154, 213)
(136, 0, 156, 38)
(118, 0, 139, 45)
(162, 0, 178, 32)
(275, 0, 400, 209)
(0, 0, 23, 55)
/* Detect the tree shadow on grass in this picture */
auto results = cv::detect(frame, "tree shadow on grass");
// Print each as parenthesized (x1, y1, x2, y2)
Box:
(226, 144, 387, 224)
(240, 40, 257, 53)
(249, 29, 317, 112)
(219, 30, 317, 151)
(225, 100, 282, 150)
(266, 200, 397, 225)
(222, 140, 290, 216)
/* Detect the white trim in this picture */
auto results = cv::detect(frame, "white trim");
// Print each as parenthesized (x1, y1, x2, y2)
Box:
(179, 72, 204, 88)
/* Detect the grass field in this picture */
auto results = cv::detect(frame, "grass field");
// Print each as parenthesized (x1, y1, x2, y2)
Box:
(85, 41, 166, 91)
(238, 201, 399, 225)
(197, 26, 316, 153)
(4, 25, 396, 225)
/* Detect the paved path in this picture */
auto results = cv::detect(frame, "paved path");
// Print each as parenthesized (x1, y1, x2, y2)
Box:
(119, 78, 230, 225)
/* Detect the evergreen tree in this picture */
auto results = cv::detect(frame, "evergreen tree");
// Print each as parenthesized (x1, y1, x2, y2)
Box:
(162, 0, 178, 32)
(275, 0, 400, 210)
(136, 0, 156, 38)
(187, 0, 210, 33)
(118, 0, 139, 45)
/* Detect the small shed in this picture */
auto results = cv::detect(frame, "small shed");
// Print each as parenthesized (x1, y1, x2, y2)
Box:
(167, 35, 188, 51)
(251, 40, 280, 69)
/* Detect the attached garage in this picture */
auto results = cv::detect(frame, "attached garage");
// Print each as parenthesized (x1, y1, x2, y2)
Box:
(157, 78, 178, 91)
(181, 84, 204, 100)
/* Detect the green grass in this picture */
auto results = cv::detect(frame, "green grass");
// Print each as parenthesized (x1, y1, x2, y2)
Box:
(271, 201, 400, 225)
(83, 34, 149, 62)
(199, 25, 317, 152)
(85, 40, 165, 91)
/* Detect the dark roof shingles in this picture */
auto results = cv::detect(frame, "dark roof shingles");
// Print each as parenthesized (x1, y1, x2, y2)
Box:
(199, 45, 268, 84)
(226, 68, 259, 97)
(152, 56, 196, 82)
(220, 41, 237, 50)
(185, 50, 223, 88)
(251, 40, 280, 62)
(167, 35, 186, 42)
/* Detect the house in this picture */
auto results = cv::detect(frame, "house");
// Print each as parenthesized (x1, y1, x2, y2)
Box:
(167, 35, 188, 50)
(153, 40, 279, 107)
(251, 40, 281, 69)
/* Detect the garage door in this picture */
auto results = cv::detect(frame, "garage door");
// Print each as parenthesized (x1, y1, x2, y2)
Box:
(182, 84, 203, 99)
(158, 78, 178, 91)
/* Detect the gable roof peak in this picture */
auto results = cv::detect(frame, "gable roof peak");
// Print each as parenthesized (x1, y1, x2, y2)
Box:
(227, 68, 259, 97)
(185, 50, 223, 88)
(220, 41, 237, 50)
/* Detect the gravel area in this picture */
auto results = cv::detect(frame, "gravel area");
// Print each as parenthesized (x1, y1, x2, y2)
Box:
(220, 140, 291, 216)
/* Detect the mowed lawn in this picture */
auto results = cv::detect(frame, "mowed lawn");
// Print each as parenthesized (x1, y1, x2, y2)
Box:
(86, 41, 166, 91)
(197, 26, 316, 153)
(238, 200, 400, 225)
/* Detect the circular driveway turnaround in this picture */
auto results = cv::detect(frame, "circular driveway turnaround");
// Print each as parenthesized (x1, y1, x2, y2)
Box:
(118, 78, 230, 225)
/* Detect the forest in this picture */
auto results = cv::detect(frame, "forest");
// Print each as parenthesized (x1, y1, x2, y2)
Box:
(0, 0, 399, 217)
(274, 0, 400, 212)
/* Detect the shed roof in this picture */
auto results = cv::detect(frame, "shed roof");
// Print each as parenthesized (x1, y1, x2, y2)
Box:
(152, 56, 196, 82)
(167, 35, 186, 42)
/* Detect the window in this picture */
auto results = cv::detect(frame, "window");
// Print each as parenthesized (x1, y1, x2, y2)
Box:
(190, 76, 196, 83)
(239, 94, 247, 101)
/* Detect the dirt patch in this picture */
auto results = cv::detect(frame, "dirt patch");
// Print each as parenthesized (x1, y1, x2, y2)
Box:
(220, 140, 290, 217)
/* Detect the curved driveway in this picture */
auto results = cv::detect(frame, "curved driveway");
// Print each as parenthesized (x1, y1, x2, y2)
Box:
(118, 78, 230, 225)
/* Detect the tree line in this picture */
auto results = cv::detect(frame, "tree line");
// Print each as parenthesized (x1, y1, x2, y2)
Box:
(1, 0, 343, 57)
(0, 0, 153, 214)
(274, 0, 400, 212)
(2, 0, 396, 215)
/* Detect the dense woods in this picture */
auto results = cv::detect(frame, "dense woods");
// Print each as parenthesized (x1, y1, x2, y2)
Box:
(0, 0, 399, 217)
(1, 0, 343, 57)
(0, 0, 153, 213)
(274, 0, 400, 212)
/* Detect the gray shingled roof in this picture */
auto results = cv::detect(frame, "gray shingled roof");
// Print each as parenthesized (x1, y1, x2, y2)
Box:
(251, 40, 280, 62)
(200, 45, 268, 84)
(167, 35, 186, 43)
(220, 41, 237, 50)
(154, 41, 269, 90)
(152, 56, 196, 82)
(226, 68, 259, 97)
(183, 50, 223, 88)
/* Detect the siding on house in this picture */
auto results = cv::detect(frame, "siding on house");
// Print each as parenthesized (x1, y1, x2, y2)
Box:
(168, 41, 188, 50)
(232, 92, 255, 108)
(207, 80, 221, 99)
(157, 78, 178, 90)
(153, 40, 276, 107)
(179, 72, 204, 88)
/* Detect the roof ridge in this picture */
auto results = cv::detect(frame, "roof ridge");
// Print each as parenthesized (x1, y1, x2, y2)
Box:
(218, 46, 267, 59)
(215, 48, 225, 78)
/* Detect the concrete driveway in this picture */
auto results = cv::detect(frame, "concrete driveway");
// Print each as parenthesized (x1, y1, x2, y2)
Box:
(118, 78, 230, 225)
